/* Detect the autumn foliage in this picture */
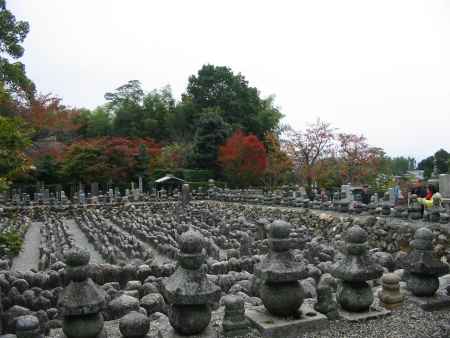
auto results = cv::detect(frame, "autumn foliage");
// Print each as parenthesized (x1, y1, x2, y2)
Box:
(61, 137, 160, 184)
(218, 130, 267, 187)
(21, 94, 81, 139)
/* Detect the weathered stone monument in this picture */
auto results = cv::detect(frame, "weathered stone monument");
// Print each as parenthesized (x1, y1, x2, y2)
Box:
(181, 183, 190, 208)
(314, 274, 339, 320)
(332, 225, 386, 320)
(246, 220, 327, 338)
(57, 247, 107, 338)
(161, 229, 221, 337)
(404, 227, 450, 310)
(378, 273, 404, 309)
(220, 295, 260, 338)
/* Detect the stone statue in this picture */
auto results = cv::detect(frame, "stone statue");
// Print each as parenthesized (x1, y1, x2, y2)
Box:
(404, 227, 449, 297)
(255, 220, 307, 316)
(332, 225, 383, 312)
(162, 230, 221, 335)
(57, 247, 107, 338)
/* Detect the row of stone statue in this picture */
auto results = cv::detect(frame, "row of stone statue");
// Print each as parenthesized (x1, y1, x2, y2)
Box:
(5, 219, 446, 338)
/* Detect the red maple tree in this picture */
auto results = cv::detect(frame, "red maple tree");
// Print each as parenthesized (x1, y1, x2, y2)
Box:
(218, 130, 267, 187)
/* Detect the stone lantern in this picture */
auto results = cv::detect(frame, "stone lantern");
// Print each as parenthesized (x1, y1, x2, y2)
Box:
(57, 247, 107, 338)
(404, 227, 449, 297)
(255, 220, 307, 316)
(162, 229, 221, 335)
(332, 225, 383, 312)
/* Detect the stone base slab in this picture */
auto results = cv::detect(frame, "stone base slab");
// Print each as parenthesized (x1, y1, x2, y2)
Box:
(245, 303, 328, 338)
(408, 294, 450, 311)
(338, 306, 391, 322)
(157, 325, 218, 338)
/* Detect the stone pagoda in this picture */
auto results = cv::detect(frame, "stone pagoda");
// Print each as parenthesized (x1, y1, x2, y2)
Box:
(57, 247, 107, 338)
(162, 229, 221, 336)
(246, 220, 327, 338)
(332, 225, 383, 313)
(404, 227, 449, 297)
(255, 220, 307, 316)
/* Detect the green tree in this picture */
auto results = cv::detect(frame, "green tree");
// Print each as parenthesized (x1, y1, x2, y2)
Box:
(185, 64, 282, 138)
(106, 81, 176, 141)
(190, 110, 230, 171)
(385, 156, 415, 176)
(106, 80, 145, 137)
(434, 149, 449, 174)
(418, 156, 434, 179)
(0, 116, 31, 190)
(34, 155, 60, 184)
(418, 149, 450, 179)
(0, 0, 35, 109)
(141, 86, 175, 141)
(84, 106, 112, 137)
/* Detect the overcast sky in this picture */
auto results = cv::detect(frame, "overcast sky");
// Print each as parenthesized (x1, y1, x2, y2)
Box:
(10, 0, 450, 161)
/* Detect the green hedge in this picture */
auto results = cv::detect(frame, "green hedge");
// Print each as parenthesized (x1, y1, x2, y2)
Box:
(188, 181, 227, 190)
(182, 169, 213, 182)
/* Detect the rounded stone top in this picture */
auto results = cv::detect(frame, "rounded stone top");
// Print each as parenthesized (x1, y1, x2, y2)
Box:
(414, 227, 433, 241)
(346, 225, 368, 244)
(180, 230, 204, 254)
(16, 315, 39, 331)
(382, 273, 400, 284)
(269, 220, 291, 239)
(64, 247, 90, 267)
(223, 294, 244, 311)
(119, 311, 150, 338)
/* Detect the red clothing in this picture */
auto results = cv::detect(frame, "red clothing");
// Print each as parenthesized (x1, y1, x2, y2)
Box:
(425, 191, 433, 200)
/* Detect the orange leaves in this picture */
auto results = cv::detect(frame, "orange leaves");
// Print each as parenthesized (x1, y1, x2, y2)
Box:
(22, 93, 81, 136)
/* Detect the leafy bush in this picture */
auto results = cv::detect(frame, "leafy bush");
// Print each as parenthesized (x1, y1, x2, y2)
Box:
(0, 231, 24, 257)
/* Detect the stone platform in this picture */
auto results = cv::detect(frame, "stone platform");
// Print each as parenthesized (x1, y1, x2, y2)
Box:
(408, 292, 450, 311)
(338, 306, 391, 322)
(245, 302, 327, 338)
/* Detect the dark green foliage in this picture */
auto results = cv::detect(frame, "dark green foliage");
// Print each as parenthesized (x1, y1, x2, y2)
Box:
(0, 0, 35, 102)
(418, 156, 434, 179)
(418, 149, 450, 179)
(384, 156, 416, 176)
(190, 110, 230, 170)
(35, 155, 61, 184)
(181, 169, 213, 182)
(105, 81, 176, 141)
(0, 231, 23, 257)
(185, 64, 282, 138)
(434, 149, 449, 174)
(76, 107, 112, 138)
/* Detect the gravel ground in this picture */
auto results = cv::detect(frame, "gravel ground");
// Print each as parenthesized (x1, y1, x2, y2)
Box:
(11, 221, 41, 271)
(306, 301, 449, 338)
(64, 219, 105, 264)
(47, 300, 450, 338)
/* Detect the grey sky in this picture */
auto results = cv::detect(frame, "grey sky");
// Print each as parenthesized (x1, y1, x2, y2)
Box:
(11, 0, 450, 161)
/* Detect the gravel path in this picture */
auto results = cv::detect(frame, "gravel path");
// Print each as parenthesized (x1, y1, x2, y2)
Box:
(11, 221, 41, 272)
(64, 219, 105, 264)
